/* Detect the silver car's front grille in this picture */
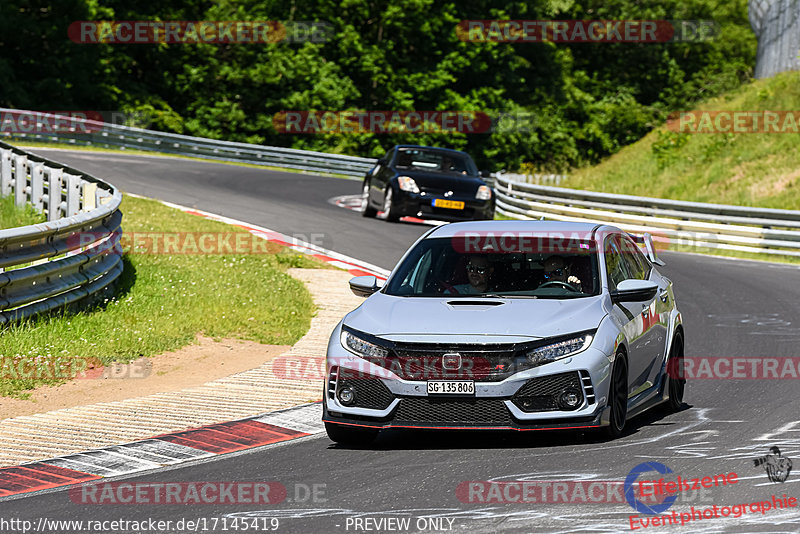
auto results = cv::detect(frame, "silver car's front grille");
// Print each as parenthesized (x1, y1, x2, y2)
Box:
(393, 397, 513, 426)
(368, 342, 526, 382)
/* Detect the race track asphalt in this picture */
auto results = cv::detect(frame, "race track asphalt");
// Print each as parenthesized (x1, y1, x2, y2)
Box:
(5, 148, 800, 533)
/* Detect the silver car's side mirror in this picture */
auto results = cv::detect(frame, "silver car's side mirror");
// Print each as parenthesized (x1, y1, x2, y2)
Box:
(610, 279, 658, 303)
(349, 276, 380, 298)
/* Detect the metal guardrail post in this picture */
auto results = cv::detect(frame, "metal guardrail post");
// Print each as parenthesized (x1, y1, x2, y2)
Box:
(13, 155, 26, 207)
(30, 163, 44, 212)
(46, 167, 62, 221)
(0, 150, 11, 197)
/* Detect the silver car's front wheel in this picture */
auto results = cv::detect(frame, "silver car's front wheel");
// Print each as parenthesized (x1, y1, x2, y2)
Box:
(604, 352, 628, 438)
(665, 332, 685, 412)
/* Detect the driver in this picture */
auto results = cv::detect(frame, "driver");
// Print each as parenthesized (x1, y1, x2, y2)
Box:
(452, 255, 494, 294)
(542, 255, 582, 292)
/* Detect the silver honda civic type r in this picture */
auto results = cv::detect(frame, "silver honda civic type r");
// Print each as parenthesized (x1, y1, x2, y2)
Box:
(323, 220, 685, 444)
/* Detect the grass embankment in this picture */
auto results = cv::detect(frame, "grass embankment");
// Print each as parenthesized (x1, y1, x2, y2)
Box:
(0, 194, 326, 398)
(564, 71, 800, 209)
(0, 194, 46, 229)
(556, 71, 800, 264)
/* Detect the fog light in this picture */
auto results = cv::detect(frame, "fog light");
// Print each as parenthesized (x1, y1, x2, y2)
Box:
(559, 390, 581, 410)
(337, 386, 356, 405)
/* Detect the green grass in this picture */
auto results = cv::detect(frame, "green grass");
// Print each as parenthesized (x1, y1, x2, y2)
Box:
(0, 194, 46, 229)
(0, 194, 327, 398)
(563, 71, 800, 210)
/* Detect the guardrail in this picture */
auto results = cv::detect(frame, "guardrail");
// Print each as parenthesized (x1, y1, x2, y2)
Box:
(494, 175, 800, 258)
(0, 140, 123, 323)
(7, 108, 799, 258)
(0, 109, 377, 178)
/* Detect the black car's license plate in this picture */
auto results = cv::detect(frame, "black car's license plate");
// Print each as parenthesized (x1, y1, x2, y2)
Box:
(432, 199, 465, 210)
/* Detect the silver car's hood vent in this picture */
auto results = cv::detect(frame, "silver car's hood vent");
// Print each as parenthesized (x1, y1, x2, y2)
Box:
(446, 300, 505, 306)
(346, 293, 606, 338)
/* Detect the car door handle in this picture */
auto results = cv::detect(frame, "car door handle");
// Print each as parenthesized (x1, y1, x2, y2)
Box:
(659, 291, 669, 303)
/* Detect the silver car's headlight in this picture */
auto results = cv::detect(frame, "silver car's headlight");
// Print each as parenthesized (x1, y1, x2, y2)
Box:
(526, 334, 593, 366)
(476, 185, 492, 200)
(397, 176, 420, 193)
(341, 329, 388, 359)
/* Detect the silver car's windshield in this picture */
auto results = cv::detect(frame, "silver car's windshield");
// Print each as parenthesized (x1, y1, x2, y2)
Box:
(384, 237, 600, 298)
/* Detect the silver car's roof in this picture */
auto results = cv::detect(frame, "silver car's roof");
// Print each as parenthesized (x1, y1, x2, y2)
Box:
(425, 220, 608, 239)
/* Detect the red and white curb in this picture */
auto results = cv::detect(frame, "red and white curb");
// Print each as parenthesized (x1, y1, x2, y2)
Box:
(0, 403, 324, 499)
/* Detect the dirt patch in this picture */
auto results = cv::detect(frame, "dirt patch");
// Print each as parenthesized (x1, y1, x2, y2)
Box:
(0, 336, 289, 420)
(748, 167, 800, 198)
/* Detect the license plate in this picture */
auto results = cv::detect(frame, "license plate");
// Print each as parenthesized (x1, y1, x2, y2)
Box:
(427, 380, 475, 395)
(432, 199, 465, 210)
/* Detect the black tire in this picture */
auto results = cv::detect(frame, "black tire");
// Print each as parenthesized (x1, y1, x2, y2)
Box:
(664, 332, 685, 412)
(382, 187, 400, 222)
(324, 422, 378, 446)
(361, 181, 377, 218)
(603, 352, 628, 439)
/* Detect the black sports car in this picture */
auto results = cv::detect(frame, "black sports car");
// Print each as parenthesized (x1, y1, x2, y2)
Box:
(361, 145, 495, 222)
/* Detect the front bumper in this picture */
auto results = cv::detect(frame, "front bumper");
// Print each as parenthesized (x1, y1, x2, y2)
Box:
(393, 190, 494, 221)
(324, 344, 614, 432)
(323, 401, 605, 431)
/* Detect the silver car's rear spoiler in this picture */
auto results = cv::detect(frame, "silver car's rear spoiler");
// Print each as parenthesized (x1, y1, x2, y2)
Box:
(629, 232, 665, 266)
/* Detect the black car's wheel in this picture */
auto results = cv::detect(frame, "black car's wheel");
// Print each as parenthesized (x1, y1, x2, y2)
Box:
(361, 181, 377, 218)
(382, 187, 400, 222)
(603, 352, 628, 439)
(324, 422, 378, 446)
(665, 332, 685, 412)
